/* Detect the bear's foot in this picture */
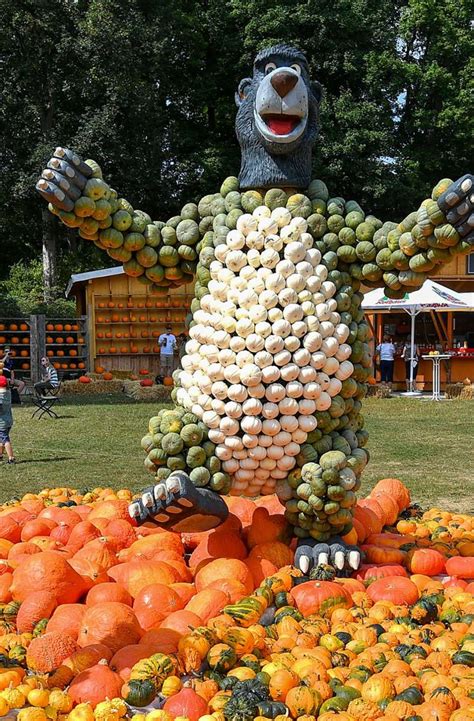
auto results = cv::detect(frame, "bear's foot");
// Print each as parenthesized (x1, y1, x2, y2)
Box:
(295, 537, 361, 575)
(128, 471, 229, 532)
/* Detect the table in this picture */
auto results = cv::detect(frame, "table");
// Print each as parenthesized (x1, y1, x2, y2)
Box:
(422, 354, 451, 401)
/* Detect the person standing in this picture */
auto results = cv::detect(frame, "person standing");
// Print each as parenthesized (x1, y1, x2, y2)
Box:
(376, 335, 396, 387)
(401, 339, 420, 391)
(34, 357, 59, 395)
(0, 375, 15, 464)
(1, 347, 26, 397)
(159, 326, 176, 376)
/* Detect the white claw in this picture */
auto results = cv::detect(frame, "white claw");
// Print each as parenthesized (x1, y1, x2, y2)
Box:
(142, 491, 154, 507)
(299, 555, 310, 574)
(334, 551, 345, 570)
(349, 551, 361, 570)
(153, 484, 166, 501)
(128, 502, 140, 519)
(166, 476, 180, 494)
(318, 552, 329, 566)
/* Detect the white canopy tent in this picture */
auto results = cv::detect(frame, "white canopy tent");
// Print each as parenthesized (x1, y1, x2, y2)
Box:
(362, 280, 473, 392)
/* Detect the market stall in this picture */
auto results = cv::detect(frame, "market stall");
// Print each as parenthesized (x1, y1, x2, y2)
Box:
(362, 280, 474, 391)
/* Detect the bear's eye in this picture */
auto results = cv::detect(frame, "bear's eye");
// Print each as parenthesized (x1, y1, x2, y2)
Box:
(291, 64, 301, 75)
(265, 62, 276, 75)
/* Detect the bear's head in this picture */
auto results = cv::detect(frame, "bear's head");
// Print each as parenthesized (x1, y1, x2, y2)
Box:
(235, 45, 321, 191)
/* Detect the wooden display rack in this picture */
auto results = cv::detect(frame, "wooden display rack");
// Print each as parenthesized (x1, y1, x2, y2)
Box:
(80, 271, 193, 375)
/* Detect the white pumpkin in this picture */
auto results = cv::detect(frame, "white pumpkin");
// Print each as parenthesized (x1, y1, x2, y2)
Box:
(260, 248, 280, 269)
(274, 349, 292, 366)
(279, 396, 299, 415)
(247, 383, 266, 399)
(258, 216, 278, 236)
(259, 289, 278, 309)
(303, 381, 321, 399)
(208, 428, 225, 444)
(276, 259, 295, 278)
(280, 414, 299, 432)
(227, 383, 248, 402)
(298, 398, 316, 415)
(202, 409, 221, 428)
(253, 205, 271, 220)
(236, 213, 258, 235)
(240, 416, 262, 435)
(235, 318, 254, 338)
(280, 363, 300, 382)
(229, 335, 246, 352)
(284, 335, 301, 352)
(297, 414, 317, 432)
(242, 398, 262, 415)
(261, 365, 281, 384)
(246, 247, 262, 266)
(293, 348, 311, 367)
(283, 441, 301, 457)
(271, 207, 292, 227)
(225, 401, 243, 418)
(322, 356, 339, 376)
(286, 380, 303, 398)
(287, 273, 306, 292)
(242, 433, 259, 449)
(327, 377, 342, 397)
(262, 402, 279, 419)
(265, 335, 284, 354)
(216, 444, 233, 461)
(245, 333, 265, 353)
(336, 360, 354, 380)
(224, 436, 244, 451)
(255, 321, 272, 338)
(315, 391, 332, 411)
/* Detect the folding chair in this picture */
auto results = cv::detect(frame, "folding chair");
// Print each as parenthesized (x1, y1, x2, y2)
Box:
(31, 383, 62, 419)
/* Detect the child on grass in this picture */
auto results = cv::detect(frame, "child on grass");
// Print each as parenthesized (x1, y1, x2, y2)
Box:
(0, 375, 15, 464)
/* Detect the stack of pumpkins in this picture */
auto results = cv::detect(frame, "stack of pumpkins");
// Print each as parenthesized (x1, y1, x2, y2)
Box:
(0, 481, 471, 721)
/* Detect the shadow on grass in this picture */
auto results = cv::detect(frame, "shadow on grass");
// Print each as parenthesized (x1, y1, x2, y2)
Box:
(12, 456, 76, 464)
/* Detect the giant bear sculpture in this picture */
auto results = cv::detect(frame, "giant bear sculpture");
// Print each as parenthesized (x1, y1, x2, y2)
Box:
(37, 45, 473, 572)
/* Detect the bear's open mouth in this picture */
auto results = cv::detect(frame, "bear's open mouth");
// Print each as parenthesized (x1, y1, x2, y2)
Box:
(261, 114, 302, 136)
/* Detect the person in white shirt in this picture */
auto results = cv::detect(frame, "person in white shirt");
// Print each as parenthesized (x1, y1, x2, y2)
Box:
(401, 340, 420, 390)
(376, 335, 396, 387)
(159, 326, 176, 375)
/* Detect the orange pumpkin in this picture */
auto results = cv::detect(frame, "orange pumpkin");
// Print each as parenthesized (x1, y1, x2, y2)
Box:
(132, 583, 183, 630)
(366, 576, 419, 605)
(68, 659, 123, 708)
(15, 590, 57, 633)
(77, 601, 142, 653)
(46, 603, 86, 640)
(85, 582, 133, 607)
(26, 631, 78, 673)
(10, 551, 88, 603)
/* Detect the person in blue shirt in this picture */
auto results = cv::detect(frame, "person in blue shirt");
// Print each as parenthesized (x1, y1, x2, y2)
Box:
(0, 375, 15, 464)
(376, 335, 396, 387)
(1, 347, 26, 396)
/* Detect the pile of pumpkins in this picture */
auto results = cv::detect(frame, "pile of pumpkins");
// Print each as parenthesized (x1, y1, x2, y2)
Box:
(0, 481, 472, 721)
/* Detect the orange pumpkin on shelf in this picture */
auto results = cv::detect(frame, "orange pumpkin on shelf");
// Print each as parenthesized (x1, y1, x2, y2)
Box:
(72, 324, 79, 331)
(46, 336, 54, 344)
(79, 376, 91, 384)
(78, 338, 85, 344)
(19, 323, 28, 331)
(97, 302, 106, 309)
(11, 336, 19, 344)
(69, 363, 77, 369)
(9, 323, 18, 331)
(130, 345, 139, 353)
(109, 346, 117, 354)
(120, 346, 129, 354)
(57, 350, 65, 357)
(70, 349, 78, 357)
(139, 315, 147, 323)
(143, 346, 151, 353)
(64, 324, 72, 331)
(53, 362, 60, 369)
(20, 350, 28, 357)
(66, 336, 74, 344)
(21, 363, 30, 370)
(163, 376, 174, 387)
(56, 336, 64, 344)
(102, 372, 113, 381)
(111, 314, 120, 323)
(107, 301, 115, 309)
(55, 324, 64, 332)
(97, 332, 104, 339)
(95, 366, 105, 374)
(78, 362, 85, 369)
(21, 336, 29, 344)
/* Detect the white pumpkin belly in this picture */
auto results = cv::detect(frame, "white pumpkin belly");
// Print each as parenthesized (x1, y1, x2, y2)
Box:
(176, 206, 353, 496)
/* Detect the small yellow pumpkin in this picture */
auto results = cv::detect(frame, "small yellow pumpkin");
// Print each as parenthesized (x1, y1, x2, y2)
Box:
(17, 710, 48, 721)
(47, 691, 73, 714)
(27, 688, 50, 708)
(0, 698, 10, 717)
(161, 676, 183, 698)
(67, 703, 95, 721)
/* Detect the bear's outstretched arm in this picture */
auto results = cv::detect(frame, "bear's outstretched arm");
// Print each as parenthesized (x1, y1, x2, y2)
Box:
(364, 175, 473, 297)
(36, 147, 201, 292)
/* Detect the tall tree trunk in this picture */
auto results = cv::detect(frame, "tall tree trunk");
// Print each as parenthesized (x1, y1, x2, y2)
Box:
(42, 205, 57, 300)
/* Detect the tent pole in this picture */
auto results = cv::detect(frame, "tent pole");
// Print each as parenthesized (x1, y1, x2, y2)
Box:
(410, 309, 416, 392)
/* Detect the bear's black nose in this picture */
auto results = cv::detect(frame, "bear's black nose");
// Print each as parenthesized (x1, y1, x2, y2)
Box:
(270, 70, 299, 98)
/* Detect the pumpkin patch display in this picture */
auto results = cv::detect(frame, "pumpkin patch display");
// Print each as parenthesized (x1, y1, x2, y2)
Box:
(0, 492, 474, 721)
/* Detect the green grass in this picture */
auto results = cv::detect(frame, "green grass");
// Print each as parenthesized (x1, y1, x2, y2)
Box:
(2, 395, 473, 512)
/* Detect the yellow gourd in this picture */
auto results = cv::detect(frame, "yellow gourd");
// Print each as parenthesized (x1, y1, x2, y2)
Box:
(161, 676, 183, 698)
(68, 703, 95, 721)
(93, 701, 119, 721)
(17, 710, 48, 721)
(0, 687, 26, 708)
(0, 698, 9, 717)
(48, 690, 73, 713)
(145, 712, 173, 721)
(27, 688, 50, 708)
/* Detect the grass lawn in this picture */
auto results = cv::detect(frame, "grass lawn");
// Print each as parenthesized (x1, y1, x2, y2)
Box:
(2, 395, 473, 513)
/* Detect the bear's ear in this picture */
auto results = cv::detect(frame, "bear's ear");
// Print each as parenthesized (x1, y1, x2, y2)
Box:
(235, 77, 252, 107)
(311, 80, 322, 103)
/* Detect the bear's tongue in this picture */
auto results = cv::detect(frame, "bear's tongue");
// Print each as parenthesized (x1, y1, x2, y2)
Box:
(265, 115, 299, 135)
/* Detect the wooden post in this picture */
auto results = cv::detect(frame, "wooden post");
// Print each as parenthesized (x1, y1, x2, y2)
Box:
(30, 315, 46, 384)
(447, 312, 453, 347)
